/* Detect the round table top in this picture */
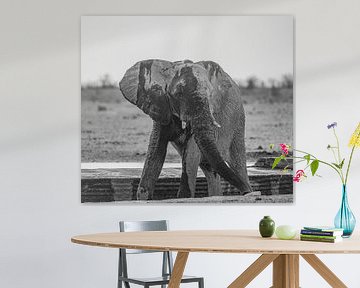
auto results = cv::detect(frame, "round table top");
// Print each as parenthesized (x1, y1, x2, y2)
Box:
(71, 230, 360, 254)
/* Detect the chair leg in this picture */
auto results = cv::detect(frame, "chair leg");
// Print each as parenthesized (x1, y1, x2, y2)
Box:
(161, 252, 168, 288)
(118, 250, 123, 288)
(199, 278, 204, 288)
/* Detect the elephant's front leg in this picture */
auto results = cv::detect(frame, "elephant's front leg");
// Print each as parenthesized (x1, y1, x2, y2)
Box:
(137, 121, 169, 200)
(177, 136, 201, 198)
(201, 165, 222, 197)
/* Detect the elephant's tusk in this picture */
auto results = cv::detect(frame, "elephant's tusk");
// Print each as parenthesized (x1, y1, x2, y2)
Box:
(182, 121, 187, 129)
(213, 121, 221, 128)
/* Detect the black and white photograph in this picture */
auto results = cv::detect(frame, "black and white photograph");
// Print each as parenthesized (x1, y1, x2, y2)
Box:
(81, 16, 294, 203)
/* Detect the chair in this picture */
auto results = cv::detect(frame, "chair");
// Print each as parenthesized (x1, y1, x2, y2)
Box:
(118, 220, 204, 288)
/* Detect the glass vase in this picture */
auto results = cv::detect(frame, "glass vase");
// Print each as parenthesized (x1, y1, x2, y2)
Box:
(334, 185, 356, 237)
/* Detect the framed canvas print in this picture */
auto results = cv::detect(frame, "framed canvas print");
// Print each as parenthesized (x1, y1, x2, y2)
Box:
(81, 16, 294, 203)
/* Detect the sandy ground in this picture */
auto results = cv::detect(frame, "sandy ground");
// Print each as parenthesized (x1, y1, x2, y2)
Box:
(81, 87, 293, 162)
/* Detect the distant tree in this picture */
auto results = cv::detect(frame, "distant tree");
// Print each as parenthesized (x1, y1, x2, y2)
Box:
(268, 78, 277, 89)
(281, 74, 293, 89)
(245, 76, 259, 89)
(81, 80, 99, 89)
(99, 74, 115, 88)
(235, 79, 246, 88)
(268, 78, 280, 97)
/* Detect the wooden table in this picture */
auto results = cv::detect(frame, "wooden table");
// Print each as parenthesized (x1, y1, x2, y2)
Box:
(71, 230, 360, 288)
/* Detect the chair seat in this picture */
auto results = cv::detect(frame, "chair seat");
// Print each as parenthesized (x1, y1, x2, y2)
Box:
(119, 274, 203, 286)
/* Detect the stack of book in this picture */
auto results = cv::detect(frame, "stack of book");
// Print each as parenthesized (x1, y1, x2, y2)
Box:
(300, 226, 344, 243)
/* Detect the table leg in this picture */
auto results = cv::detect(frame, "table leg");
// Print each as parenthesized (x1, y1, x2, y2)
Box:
(301, 254, 347, 288)
(272, 254, 299, 288)
(228, 253, 348, 288)
(168, 252, 189, 288)
(228, 254, 279, 288)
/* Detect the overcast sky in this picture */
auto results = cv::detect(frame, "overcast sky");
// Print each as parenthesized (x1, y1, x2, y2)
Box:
(81, 16, 293, 84)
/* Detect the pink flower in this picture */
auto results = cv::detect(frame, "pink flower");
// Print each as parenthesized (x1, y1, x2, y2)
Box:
(296, 169, 305, 176)
(293, 169, 305, 182)
(279, 143, 289, 155)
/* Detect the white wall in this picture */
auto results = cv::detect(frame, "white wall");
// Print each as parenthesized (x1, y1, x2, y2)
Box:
(1, 0, 360, 287)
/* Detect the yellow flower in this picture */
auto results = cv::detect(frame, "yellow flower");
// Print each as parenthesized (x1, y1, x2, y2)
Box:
(349, 122, 360, 148)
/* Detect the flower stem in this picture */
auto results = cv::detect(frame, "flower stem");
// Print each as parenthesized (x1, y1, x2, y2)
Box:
(345, 145, 356, 185)
(333, 128, 342, 163)
(294, 149, 317, 159)
(330, 148, 338, 164)
(333, 128, 345, 182)
(289, 154, 344, 182)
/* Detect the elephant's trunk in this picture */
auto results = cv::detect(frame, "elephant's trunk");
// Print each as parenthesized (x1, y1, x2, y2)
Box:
(192, 117, 252, 194)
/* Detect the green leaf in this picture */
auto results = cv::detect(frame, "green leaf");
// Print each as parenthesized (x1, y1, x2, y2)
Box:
(332, 160, 345, 169)
(269, 144, 274, 149)
(304, 154, 311, 164)
(339, 158, 345, 169)
(332, 162, 340, 169)
(283, 165, 289, 173)
(272, 156, 283, 169)
(310, 160, 319, 176)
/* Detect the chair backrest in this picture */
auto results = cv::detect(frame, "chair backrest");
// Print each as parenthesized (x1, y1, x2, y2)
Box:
(118, 220, 174, 284)
(119, 220, 169, 254)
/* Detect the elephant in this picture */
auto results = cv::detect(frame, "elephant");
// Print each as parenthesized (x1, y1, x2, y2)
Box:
(119, 59, 252, 200)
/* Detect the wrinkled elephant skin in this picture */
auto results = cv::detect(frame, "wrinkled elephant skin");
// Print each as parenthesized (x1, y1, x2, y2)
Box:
(119, 59, 252, 200)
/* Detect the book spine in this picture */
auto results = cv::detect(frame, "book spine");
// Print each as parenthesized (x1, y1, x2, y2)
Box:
(300, 233, 337, 240)
(300, 230, 336, 236)
(300, 237, 337, 243)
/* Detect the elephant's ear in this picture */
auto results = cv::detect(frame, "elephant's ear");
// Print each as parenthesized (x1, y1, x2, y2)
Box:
(120, 59, 175, 125)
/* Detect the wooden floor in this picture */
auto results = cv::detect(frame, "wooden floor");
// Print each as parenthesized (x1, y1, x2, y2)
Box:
(81, 160, 293, 203)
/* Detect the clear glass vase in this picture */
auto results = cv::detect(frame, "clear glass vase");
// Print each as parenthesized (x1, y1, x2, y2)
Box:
(334, 185, 356, 237)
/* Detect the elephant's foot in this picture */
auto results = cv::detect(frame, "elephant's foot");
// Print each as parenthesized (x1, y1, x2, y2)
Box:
(208, 182, 222, 197)
(136, 187, 152, 200)
(177, 188, 191, 198)
(202, 169, 222, 197)
(177, 172, 193, 198)
(237, 182, 253, 196)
